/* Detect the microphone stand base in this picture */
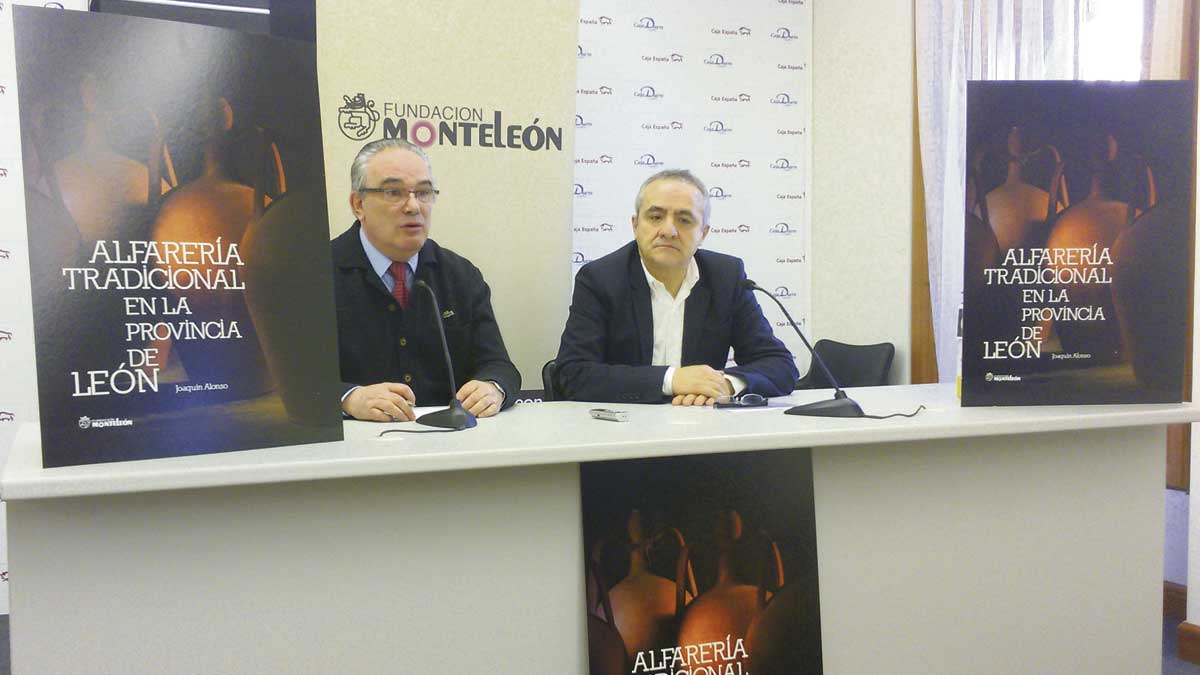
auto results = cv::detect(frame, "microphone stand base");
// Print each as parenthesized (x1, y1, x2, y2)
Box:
(417, 400, 478, 430)
(784, 394, 865, 418)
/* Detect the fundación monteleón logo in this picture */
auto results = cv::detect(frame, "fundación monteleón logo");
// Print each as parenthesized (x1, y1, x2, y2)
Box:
(635, 154, 664, 167)
(635, 16, 664, 31)
(572, 251, 595, 265)
(575, 114, 592, 129)
(771, 27, 799, 40)
(704, 53, 733, 67)
(770, 222, 796, 235)
(704, 120, 733, 134)
(771, 93, 799, 106)
(708, 186, 732, 200)
(574, 183, 594, 198)
(770, 157, 798, 171)
(774, 286, 798, 299)
(985, 373, 1022, 382)
(78, 415, 133, 430)
(340, 95, 565, 151)
(338, 93, 380, 141)
(578, 44, 593, 59)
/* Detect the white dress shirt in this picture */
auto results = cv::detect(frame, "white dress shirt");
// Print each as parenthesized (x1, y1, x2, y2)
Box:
(641, 259, 746, 396)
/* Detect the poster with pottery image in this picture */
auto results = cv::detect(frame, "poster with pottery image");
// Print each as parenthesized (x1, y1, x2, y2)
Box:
(13, 7, 342, 466)
(580, 448, 821, 675)
(962, 80, 1195, 406)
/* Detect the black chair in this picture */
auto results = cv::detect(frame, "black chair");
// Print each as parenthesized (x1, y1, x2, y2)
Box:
(542, 359, 562, 401)
(796, 339, 894, 390)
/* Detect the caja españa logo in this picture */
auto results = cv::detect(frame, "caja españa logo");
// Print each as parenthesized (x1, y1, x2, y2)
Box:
(710, 223, 751, 234)
(635, 86, 663, 100)
(338, 93, 380, 141)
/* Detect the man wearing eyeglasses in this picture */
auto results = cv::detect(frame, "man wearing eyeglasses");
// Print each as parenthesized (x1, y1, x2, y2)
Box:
(554, 169, 796, 405)
(332, 139, 520, 422)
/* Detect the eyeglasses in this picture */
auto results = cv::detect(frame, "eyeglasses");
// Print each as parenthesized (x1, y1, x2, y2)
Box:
(359, 186, 440, 204)
(714, 392, 768, 408)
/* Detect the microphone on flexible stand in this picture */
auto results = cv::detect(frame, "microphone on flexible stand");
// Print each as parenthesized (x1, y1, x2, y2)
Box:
(741, 279, 865, 418)
(412, 280, 477, 430)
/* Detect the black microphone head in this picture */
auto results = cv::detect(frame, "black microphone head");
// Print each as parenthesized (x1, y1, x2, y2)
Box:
(414, 279, 429, 289)
(741, 278, 759, 291)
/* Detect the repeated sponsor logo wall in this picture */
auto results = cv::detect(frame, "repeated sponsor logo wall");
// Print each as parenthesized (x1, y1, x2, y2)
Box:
(574, 1, 813, 367)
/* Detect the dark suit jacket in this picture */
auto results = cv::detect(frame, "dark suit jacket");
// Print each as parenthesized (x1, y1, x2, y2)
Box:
(555, 242, 797, 402)
(332, 223, 520, 410)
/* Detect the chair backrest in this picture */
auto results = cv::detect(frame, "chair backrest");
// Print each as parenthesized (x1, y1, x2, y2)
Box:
(797, 339, 894, 389)
(542, 359, 560, 401)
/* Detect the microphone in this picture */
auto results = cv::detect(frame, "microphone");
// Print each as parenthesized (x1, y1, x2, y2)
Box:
(741, 279, 864, 418)
(412, 280, 477, 430)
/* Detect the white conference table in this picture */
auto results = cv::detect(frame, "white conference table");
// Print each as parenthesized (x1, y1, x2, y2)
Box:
(2, 383, 1195, 674)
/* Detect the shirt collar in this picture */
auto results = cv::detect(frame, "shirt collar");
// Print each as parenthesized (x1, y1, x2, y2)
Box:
(359, 226, 420, 278)
(640, 256, 700, 297)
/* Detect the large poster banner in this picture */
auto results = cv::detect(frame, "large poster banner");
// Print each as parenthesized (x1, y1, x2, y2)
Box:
(581, 448, 822, 675)
(962, 81, 1195, 405)
(11, 7, 342, 466)
(574, 1, 813, 369)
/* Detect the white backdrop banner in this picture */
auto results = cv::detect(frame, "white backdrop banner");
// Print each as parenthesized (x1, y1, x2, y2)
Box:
(573, 0, 813, 369)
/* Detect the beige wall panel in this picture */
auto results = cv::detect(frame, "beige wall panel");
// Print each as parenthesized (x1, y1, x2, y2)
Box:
(812, 3, 914, 383)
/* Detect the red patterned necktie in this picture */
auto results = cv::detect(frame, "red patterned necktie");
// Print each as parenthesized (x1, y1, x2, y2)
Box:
(389, 261, 409, 309)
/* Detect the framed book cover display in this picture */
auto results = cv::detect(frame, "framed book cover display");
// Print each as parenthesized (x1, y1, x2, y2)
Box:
(10, 7, 342, 466)
(962, 80, 1195, 406)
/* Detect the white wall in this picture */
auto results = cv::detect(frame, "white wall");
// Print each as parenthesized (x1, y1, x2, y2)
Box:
(811, 2, 915, 383)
